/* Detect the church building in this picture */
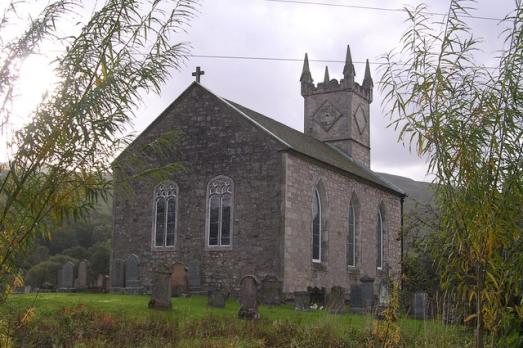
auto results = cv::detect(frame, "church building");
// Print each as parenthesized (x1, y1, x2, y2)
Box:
(111, 45, 406, 298)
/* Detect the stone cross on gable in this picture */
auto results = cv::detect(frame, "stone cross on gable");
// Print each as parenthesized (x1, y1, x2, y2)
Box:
(192, 66, 205, 83)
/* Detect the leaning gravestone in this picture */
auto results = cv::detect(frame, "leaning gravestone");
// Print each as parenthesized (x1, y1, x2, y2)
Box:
(208, 287, 226, 308)
(126, 254, 140, 288)
(350, 284, 363, 313)
(238, 275, 259, 319)
(148, 271, 172, 310)
(111, 259, 125, 288)
(308, 286, 326, 307)
(294, 291, 310, 310)
(61, 261, 74, 289)
(187, 260, 201, 291)
(413, 292, 428, 320)
(326, 286, 346, 314)
(171, 263, 189, 297)
(360, 275, 375, 311)
(261, 275, 282, 306)
(76, 260, 88, 289)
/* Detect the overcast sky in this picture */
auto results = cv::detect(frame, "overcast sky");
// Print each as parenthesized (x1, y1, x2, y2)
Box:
(3, 0, 516, 181)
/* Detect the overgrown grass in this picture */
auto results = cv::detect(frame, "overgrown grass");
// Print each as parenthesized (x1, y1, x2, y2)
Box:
(1, 293, 472, 347)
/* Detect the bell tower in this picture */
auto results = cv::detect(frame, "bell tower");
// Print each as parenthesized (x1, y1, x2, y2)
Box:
(301, 45, 373, 167)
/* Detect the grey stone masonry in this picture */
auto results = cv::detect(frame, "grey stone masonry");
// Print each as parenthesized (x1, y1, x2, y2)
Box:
(112, 83, 285, 294)
(282, 152, 401, 294)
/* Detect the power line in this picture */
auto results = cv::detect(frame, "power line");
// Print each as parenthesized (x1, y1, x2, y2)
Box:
(260, 0, 503, 22)
(189, 54, 499, 69)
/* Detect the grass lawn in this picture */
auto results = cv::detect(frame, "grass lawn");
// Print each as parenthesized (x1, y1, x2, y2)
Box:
(1, 293, 472, 347)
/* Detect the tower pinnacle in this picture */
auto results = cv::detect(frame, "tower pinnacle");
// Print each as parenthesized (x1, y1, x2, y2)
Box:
(323, 66, 330, 84)
(300, 53, 313, 83)
(343, 45, 355, 85)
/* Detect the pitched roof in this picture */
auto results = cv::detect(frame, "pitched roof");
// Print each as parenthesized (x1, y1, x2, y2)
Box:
(200, 85, 405, 196)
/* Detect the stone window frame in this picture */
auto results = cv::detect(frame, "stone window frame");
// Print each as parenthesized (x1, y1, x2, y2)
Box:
(347, 192, 360, 269)
(311, 179, 328, 267)
(205, 175, 234, 251)
(376, 203, 385, 270)
(151, 181, 179, 250)
(312, 187, 322, 263)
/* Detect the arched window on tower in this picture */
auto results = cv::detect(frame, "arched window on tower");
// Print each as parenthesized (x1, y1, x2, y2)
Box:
(377, 208, 384, 269)
(207, 176, 233, 247)
(312, 188, 322, 262)
(153, 182, 177, 247)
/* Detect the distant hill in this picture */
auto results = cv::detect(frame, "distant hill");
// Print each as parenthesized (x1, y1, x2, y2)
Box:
(377, 172, 435, 214)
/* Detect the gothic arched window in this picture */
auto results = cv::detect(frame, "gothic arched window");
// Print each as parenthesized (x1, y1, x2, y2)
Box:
(312, 188, 322, 262)
(154, 182, 177, 247)
(347, 201, 357, 267)
(207, 176, 233, 247)
(377, 208, 384, 269)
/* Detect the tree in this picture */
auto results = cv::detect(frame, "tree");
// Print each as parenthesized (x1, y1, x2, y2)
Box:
(0, 0, 197, 301)
(380, 1, 523, 346)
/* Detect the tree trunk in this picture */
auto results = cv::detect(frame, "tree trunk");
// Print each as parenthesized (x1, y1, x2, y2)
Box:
(476, 266, 484, 348)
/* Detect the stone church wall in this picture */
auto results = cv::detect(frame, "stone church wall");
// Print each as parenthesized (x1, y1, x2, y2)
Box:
(282, 152, 401, 294)
(112, 85, 285, 294)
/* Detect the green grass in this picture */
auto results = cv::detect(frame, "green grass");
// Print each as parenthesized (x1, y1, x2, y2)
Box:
(1, 293, 472, 347)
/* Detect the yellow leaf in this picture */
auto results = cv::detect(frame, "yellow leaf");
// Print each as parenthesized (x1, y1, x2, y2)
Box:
(464, 313, 478, 323)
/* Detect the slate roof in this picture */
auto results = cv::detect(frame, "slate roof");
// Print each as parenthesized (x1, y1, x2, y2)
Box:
(212, 91, 406, 197)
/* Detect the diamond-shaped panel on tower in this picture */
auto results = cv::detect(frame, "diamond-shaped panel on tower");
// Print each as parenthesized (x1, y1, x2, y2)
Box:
(313, 101, 343, 132)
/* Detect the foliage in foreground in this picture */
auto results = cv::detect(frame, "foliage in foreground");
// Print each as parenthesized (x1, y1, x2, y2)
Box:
(0, 294, 473, 348)
(379, 1, 523, 346)
(0, 0, 196, 302)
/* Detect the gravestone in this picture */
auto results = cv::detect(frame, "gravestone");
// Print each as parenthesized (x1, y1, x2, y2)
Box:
(260, 275, 282, 306)
(187, 260, 201, 291)
(375, 281, 390, 319)
(171, 262, 189, 297)
(61, 261, 74, 289)
(350, 285, 363, 313)
(294, 291, 310, 310)
(96, 274, 104, 289)
(326, 286, 346, 314)
(413, 292, 428, 320)
(76, 260, 88, 289)
(208, 287, 226, 308)
(360, 275, 375, 310)
(148, 271, 172, 310)
(308, 286, 326, 307)
(103, 275, 110, 292)
(57, 268, 63, 289)
(126, 254, 140, 288)
(238, 275, 259, 319)
(24, 285, 31, 294)
(111, 259, 125, 288)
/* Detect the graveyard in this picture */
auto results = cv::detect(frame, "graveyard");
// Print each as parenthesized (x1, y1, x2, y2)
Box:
(1, 292, 472, 347)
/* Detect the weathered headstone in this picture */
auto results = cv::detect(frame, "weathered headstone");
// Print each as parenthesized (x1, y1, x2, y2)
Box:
(148, 271, 172, 310)
(171, 262, 189, 297)
(308, 286, 326, 307)
(24, 285, 31, 294)
(61, 261, 74, 289)
(360, 275, 375, 310)
(326, 286, 346, 314)
(350, 285, 363, 313)
(111, 259, 125, 288)
(76, 260, 88, 289)
(375, 281, 390, 319)
(187, 260, 201, 291)
(103, 275, 110, 292)
(96, 274, 104, 289)
(57, 268, 63, 289)
(413, 292, 428, 320)
(126, 254, 140, 288)
(294, 291, 310, 310)
(208, 287, 226, 308)
(260, 275, 282, 306)
(238, 275, 259, 319)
